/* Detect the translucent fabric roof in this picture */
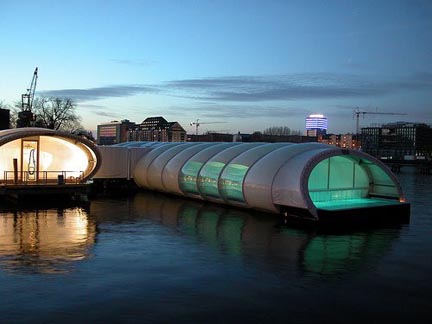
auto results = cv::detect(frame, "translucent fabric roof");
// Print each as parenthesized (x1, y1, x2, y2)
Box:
(0, 128, 101, 182)
(132, 142, 405, 219)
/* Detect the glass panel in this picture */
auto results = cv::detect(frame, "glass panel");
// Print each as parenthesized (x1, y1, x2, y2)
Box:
(354, 163, 369, 188)
(361, 163, 397, 197)
(39, 137, 89, 180)
(308, 159, 329, 190)
(179, 161, 203, 194)
(220, 163, 249, 202)
(329, 156, 354, 189)
(198, 161, 225, 198)
(0, 140, 21, 181)
(309, 157, 372, 204)
(368, 164, 396, 186)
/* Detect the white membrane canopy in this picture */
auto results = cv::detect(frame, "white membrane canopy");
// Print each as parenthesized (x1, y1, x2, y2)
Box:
(132, 142, 404, 219)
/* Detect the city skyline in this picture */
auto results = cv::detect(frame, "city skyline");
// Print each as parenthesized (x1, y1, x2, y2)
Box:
(1, 0, 431, 134)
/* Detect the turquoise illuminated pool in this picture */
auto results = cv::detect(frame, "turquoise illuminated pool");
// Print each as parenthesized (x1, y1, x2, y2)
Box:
(314, 198, 402, 211)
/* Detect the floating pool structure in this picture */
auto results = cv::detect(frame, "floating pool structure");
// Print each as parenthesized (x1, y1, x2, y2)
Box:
(96, 141, 409, 221)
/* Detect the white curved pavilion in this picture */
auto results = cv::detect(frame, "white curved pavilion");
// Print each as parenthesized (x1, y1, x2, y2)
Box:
(0, 128, 101, 184)
(121, 141, 407, 220)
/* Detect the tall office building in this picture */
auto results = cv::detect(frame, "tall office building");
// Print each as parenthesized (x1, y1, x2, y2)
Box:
(97, 119, 136, 145)
(134, 116, 186, 142)
(305, 114, 328, 136)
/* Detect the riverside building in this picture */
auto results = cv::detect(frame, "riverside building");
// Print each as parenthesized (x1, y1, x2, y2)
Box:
(361, 122, 432, 160)
(97, 117, 186, 145)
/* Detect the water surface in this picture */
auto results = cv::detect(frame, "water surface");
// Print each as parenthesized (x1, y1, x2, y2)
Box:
(1, 169, 431, 323)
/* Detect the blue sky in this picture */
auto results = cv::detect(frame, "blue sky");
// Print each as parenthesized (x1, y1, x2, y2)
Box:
(1, 0, 431, 134)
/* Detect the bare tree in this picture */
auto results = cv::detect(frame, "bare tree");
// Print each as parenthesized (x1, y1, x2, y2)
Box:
(263, 126, 292, 136)
(290, 129, 303, 136)
(0, 100, 8, 110)
(6, 102, 23, 128)
(33, 97, 83, 131)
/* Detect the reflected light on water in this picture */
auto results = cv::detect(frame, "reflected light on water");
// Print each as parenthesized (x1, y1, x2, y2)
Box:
(0, 207, 96, 274)
(0, 191, 403, 276)
(91, 192, 402, 277)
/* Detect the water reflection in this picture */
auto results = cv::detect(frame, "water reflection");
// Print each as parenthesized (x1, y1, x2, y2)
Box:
(0, 207, 96, 274)
(0, 191, 402, 276)
(92, 192, 402, 276)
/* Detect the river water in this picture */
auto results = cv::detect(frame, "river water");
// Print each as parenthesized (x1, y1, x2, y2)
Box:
(1, 169, 431, 323)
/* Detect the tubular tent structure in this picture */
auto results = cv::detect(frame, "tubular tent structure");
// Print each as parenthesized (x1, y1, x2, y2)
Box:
(121, 142, 406, 220)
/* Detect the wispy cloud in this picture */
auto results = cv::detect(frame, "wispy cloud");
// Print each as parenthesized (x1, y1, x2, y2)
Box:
(93, 111, 120, 118)
(78, 103, 106, 110)
(40, 85, 158, 102)
(164, 103, 310, 119)
(77, 103, 120, 118)
(163, 73, 432, 102)
(38, 72, 432, 104)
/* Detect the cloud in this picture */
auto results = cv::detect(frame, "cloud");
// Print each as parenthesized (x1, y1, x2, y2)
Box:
(39, 85, 158, 102)
(78, 103, 106, 110)
(93, 111, 119, 118)
(163, 73, 432, 102)
(164, 103, 310, 119)
(77, 103, 120, 118)
(38, 72, 432, 105)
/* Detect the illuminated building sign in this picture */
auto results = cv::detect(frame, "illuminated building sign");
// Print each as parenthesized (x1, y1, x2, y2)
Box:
(305, 114, 328, 131)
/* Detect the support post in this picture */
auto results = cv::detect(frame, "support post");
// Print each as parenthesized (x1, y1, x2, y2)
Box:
(13, 158, 18, 184)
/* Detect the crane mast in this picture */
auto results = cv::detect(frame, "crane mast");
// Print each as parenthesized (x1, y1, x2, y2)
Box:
(354, 108, 406, 135)
(17, 67, 38, 127)
(22, 67, 38, 112)
(190, 119, 227, 135)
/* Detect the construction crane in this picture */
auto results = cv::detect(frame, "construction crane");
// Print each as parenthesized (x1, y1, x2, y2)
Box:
(354, 108, 406, 135)
(17, 67, 38, 127)
(190, 119, 227, 135)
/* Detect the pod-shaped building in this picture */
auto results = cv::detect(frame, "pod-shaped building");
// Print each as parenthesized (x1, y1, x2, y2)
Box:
(129, 142, 407, 220)
(0, 128, 101, 184)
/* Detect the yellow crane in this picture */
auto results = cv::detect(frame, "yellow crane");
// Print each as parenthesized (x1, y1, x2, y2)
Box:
(354, 108, 406, 134)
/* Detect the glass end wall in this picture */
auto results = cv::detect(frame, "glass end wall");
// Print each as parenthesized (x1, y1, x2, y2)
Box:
(308, 155, 399, 210)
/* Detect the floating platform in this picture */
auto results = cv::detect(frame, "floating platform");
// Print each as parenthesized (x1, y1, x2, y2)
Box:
(0, 183, 89, 202)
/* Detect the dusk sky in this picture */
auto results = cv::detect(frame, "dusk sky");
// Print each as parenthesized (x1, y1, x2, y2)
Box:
(1, 0, 431, 135)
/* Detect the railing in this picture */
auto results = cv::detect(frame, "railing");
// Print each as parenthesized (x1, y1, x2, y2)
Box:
(2, 170, 85, 185)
